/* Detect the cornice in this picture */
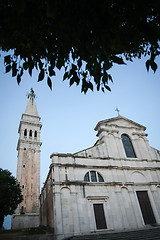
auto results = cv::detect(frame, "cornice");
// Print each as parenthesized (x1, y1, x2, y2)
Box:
(17, 139, 42, 150)
(22, 113, 41, 120)
(50, 154, 160, 163)
(18, 120, 42, 133)
(50, 152, 73, 158)
(87, 196, 109, 200)
(51, 181, 160, 187)
(132, 132, 148, 137)
(96, 128, 119, 137)
(19, 120, 42, 127)
(51, 162, 160, 171)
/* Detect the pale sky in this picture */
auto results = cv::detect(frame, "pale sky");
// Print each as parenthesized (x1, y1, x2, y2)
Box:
(0, 53, 160, 228)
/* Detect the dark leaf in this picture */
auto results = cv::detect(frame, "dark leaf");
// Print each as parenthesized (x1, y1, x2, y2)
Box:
(56, 58, 62, 70)
(77, 58, 82, 69)
(72, 64, 77, 71)
(49, 66, 55, 76)
(65, 65, 68, 71)
(12, 62, 17, 77)
(38, 69, 44, 81)
(71, 50, 76, 61)
(145, 59, 151, 71)
(108, 74, 113, 82)
(69, 76, 75, 86)
(68, 72, 73, 80)
(81, 79, 88, 94)
(111, 56, 125, 65)
(17, 74, 21, 85)
(19, 67, 23, 77)
(74, 74, 80, 85)
(23, 61, 29, 70)
(4, 55, 11, 65)
(150, 60, 157, 73)
(104, 85, 111, 91)
(28, 60, 34, 77)
(88, 81, 93, 91)
(151, 52, 155, 61)
(101, 87, 105, 92)
(70, 68, 76, 77)
(39, 61, 43, 70)
(29, 67, 33, 77)
(34, 62, 38, 70)
(5, 64, 11, 73)
(97, 83, 100, 91)
(94, 65, 101, 84)
(63, 71, 69, 81)
(102, 72, 108, 84)
(47, 76, 52, 90)
(104, 61, 113, 71)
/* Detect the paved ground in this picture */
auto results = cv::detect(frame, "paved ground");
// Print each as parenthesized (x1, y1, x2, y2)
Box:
(0, 228, 55, 240)
(1, 226, 160, 240)
(68, 226, 160, 240)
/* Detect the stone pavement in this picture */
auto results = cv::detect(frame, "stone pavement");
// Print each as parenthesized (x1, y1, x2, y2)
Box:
(1, 226, 160, 240)
(68, 226, 160, 240)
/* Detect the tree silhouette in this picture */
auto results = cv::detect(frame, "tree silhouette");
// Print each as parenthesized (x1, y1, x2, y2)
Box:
(0, 168, 23, 229)
(0, 0, 160, 93)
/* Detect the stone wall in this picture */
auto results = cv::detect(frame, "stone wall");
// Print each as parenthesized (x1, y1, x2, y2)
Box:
(11, 213, 39, 229)
(40, 170, 54, 228)
(47, 154, 160, 239)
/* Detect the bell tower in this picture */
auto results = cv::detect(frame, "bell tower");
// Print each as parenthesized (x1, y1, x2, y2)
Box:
(12, 89, 42, 229)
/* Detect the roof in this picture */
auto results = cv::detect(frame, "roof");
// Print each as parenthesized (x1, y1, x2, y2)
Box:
(95, 115, 146, 131)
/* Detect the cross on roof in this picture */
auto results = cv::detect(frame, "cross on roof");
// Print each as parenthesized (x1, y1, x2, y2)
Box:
(115, 107, 120, 115)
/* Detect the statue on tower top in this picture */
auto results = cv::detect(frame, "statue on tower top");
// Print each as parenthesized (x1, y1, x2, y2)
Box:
(28, 88, 35, 99)
(30, 88, 34, 95)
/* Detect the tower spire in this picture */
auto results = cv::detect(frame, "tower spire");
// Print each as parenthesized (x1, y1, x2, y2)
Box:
(25, 88, 38, 116)
(12, 90, 42, 229)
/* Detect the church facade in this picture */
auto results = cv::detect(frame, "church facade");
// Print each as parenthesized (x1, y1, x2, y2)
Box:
(40, 115, 160, 240)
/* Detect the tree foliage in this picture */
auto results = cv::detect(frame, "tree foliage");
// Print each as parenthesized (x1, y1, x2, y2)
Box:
(0, 168, 23, 229)
(0, 0, 160, 93)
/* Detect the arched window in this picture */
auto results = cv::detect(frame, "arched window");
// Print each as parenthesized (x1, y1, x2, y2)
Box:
(34, 130, 37, 138)
(29, 130, 32, 137)
(24, 129, 27, 137)
(121, 134, 136, 158)
(84, 171, 104, 182)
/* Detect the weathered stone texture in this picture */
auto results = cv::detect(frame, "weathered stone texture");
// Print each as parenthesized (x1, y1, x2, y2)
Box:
(12, 92, 42, 229)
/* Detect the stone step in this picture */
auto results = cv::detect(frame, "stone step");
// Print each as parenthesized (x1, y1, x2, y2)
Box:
(68, 226, 160, 240)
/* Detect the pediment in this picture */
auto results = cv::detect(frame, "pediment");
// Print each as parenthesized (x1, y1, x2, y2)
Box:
(95, 115, 146, 131)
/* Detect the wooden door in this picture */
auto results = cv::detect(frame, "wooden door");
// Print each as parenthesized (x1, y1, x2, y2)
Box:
(136, 191, 156, 225)
(93, 203, 107, 229)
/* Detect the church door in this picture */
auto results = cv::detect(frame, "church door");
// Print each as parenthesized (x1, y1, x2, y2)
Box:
(93, 203, 107, 229)
(136, 191, 156, 225)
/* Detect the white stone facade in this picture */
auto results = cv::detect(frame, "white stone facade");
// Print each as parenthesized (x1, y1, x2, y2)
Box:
(40, 115, 160, 240)
(12, 91, 42, 229)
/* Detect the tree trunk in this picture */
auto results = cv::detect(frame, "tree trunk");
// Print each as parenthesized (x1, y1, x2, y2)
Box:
(0, 213, 4, 229)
